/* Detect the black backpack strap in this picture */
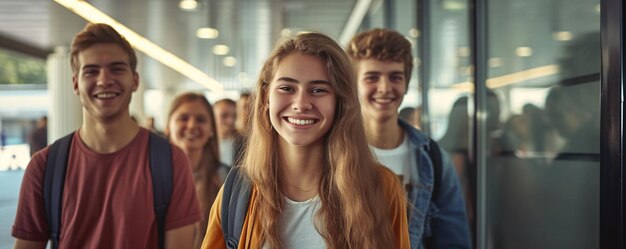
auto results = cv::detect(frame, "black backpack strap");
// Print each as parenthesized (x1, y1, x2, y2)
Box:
(427, 138, 443, 201)
(221, 167, 252, 249)
(44, 132, 74, 249)
(423, 138, 443, 249)
(149, 132, 173, 249)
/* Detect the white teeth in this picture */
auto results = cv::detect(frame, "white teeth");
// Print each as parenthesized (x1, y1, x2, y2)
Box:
(95, 93, 118, 99)
(287, 117, 316, 125)
(373, 98, 392, 104)
(185, 131, 199, 139)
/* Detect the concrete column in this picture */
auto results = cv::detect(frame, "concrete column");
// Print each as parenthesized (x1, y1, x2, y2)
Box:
(47, 46, 82, 142)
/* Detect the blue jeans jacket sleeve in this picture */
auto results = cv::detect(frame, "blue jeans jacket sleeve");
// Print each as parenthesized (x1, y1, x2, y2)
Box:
(429, 148, 472, 249)
(400, 119, 471, 249)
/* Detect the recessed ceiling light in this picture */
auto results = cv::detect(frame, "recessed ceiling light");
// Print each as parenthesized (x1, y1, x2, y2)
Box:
(516, 47, 533, 57)
(553, 31, 573, 41)
(196, 28, 219, 39)
(488, 57, 502, 67)
(443, 0, 465, 10)
(281, 28, 292, 37)
(409, 28, 420, 38)
(179, 0, 198, 10)
(413, 57, 421, 68)
(223, 56, 236, 67)
(213, 45, 230, 55)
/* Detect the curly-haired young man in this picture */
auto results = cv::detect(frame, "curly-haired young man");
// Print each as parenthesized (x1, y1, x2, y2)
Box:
(348, 28, 471, 249)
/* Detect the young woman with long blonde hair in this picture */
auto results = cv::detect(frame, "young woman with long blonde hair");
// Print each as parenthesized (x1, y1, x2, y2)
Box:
(166, 93, 228, 248)
(202, 32, 409, 249)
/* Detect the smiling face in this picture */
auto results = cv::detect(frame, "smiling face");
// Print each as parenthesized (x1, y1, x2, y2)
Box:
(73, 43, 139, 122)
(355, 59, 407, 123)
(267, 53, 336, 148)
(167, 100, 214, 153)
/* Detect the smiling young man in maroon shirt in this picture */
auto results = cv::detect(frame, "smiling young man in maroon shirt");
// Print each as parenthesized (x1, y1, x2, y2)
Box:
(12, 23, 201, 249)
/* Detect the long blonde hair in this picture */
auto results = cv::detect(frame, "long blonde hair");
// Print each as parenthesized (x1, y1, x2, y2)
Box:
(242, 32, 396, 249)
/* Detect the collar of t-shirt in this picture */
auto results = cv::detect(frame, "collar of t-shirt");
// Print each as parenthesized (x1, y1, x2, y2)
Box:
(371, 134, 413, 186)
(262, 196, 325, 249)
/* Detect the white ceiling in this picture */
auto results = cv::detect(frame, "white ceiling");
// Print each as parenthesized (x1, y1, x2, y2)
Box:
(0, 0, 362, 92)
(0, 0, 602, 92)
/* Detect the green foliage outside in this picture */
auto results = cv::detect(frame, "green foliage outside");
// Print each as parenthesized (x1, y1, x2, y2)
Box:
(0, 49, 46, 85)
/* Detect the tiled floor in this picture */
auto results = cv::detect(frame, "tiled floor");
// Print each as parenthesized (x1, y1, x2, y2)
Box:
(0, 170, 22, 248)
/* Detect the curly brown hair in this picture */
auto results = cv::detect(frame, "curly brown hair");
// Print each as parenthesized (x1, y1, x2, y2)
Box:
(346, 28, 413, 82)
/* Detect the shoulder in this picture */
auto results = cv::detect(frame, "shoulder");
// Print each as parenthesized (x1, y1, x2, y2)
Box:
(169, 145, 194, 178)
(24, 146, 50, 180)
(31, 146, 50, 164)
(170, 143, 187, 161)
(142, 128, 185, 163)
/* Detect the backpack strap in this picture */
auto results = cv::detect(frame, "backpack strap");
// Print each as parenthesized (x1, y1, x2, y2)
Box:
(44, 132, 74, 249)
(149, 132, 173, 249)
(221, 167, 252, 249)
(43, 131, 172, 249)
(423, 138, 443, 249)
(427, 138, 443, 201)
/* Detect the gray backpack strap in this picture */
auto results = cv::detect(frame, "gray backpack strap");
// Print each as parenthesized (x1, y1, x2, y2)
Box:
(149, 132, 173, 249)
(221, 167, 252, 249)
(44, 132, 74, 249)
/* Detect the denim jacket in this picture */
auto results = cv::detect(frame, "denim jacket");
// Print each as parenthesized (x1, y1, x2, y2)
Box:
(399, 119, 472, 249)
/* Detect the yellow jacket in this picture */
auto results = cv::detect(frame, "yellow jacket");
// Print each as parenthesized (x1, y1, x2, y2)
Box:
(201, 166, 410, 249)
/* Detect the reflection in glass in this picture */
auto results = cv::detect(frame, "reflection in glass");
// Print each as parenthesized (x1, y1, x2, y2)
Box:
(486, 13, 600, 249)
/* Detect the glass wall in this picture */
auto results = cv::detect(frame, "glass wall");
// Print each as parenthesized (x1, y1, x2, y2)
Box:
(427, 0, 601, 248)
(425, 0, 475, 244)
(484, 0, 600, 248)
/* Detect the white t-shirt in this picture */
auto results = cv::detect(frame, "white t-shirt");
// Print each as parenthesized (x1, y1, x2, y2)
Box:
(262, 196, 326, 249)
(219, 138, 234, 166)
(371, 134, 414, 187)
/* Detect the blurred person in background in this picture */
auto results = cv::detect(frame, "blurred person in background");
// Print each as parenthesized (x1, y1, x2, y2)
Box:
(438, 96, 474, 230)
(399, 107, 420, 129)
(166, 92, 228, 249)
(213, 98, 238, 166)
(1, 126, 7, 151)
(28, 116, 48, 156)
(235, 92, 250, 135)
(232, 92, 251, 166)
(144, 116, 164, 136)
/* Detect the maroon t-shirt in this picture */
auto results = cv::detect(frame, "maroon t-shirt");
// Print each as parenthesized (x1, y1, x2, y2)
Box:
(12, 128, 201, 249)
